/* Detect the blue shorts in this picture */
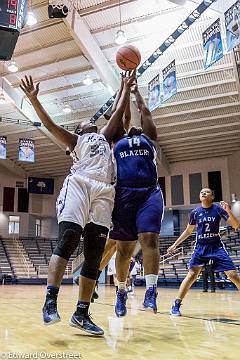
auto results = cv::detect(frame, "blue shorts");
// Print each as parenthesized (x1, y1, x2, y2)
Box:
(188, 243, 236, 272)
(109, 185, 164, 241)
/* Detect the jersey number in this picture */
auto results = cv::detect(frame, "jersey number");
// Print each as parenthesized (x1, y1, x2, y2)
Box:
(205, 223, 210, 232)
(128, 137, 140, 148)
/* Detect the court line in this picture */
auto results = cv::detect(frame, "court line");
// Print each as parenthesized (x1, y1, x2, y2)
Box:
(95, 301, 240, 326)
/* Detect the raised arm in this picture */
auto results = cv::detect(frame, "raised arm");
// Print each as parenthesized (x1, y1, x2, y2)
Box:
(20, 76, 77, 152)
(167, 224, 195, 255)
(132, 84, 157, 141)
(220, 201, 240, 230)
(101, 74, 136, 143)
(111, 78, 124, 114)
(123, 95, 131, 132)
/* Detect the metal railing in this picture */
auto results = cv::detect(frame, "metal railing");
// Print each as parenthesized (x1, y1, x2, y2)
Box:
(160, 247, 184, 269)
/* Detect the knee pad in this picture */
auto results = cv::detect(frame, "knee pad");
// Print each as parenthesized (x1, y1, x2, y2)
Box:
(53, 221, 82, 261)
(81, 222, 108, 280)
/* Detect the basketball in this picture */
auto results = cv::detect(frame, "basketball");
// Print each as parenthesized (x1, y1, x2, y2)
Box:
(116, 45, 141, 71)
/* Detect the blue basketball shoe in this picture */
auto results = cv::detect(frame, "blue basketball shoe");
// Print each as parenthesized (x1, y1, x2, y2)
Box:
(42, 297, 61, 325)
(69, 311, 104, 336)
(171, 300, 182, 316)
(143, 286, 158, 313)
(115, 290, 128, 317)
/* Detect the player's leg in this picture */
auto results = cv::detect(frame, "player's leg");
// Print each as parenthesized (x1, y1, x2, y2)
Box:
(139, 232, 159, 313)
(208, 264, 216, 292)
(90, 238, 116, 302)
(137, 186, 164, 313)
(224, 270, 240, 289)
(70, 222, 108, 335)
(113, 274, 119, 292)
(43, 221, 82, 325)
(202, 266, 208, 292)
(74, 238, 116, 302)
(115, 240, 136, 317)
(171, 266, 203, 316)
(100, 238, 117, 271)
(213, 246, 240, 289)
(70, 181, 114, 335)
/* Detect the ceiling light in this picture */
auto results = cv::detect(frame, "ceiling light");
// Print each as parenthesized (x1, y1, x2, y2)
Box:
(83, 75, 93, 86)
(26, 11, 37, 26)
(115, 29, 127, 45)
(0, 93, 6, 105)
(63, 104, 72, 113)
(8, 61, 19, 73)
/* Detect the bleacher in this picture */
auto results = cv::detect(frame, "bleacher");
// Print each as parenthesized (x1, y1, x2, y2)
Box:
(0, 229, 239, 285)
(0, 237, 83, 281)
(21, 237, 83, 278)
(0, 237, 13, 277)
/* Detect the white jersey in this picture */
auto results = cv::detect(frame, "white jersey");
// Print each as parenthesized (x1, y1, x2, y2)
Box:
(70, 133, 114, 184)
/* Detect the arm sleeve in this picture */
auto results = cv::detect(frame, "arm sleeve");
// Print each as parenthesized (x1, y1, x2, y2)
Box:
(218, 206, 229, 221)
(189, 210, 197, 225)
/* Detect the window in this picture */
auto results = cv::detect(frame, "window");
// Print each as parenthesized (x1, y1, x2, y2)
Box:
(36, 219, 41, 237)
(8, 216, 20, 234)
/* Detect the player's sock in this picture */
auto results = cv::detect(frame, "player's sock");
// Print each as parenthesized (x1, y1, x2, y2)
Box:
(76, 301, 90, 316)
(118, 281, 126, 291)
(145, 274, 158, 289)
(46, 285, 59, 299)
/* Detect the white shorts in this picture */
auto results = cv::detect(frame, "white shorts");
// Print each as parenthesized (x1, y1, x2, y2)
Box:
(56, 174, 115, 230)
(107, 255, 116, 275)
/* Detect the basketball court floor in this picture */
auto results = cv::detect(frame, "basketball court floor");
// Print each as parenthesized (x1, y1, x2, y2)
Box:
(0, 285, 239, 360)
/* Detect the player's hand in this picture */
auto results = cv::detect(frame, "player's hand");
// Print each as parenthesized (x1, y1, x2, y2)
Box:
(167, 244, 177, 255)
(20, 76, 40, 100)
(122, 70, 136, 89)
(131, 82, 138, 94)
(220, 201, 231, 213)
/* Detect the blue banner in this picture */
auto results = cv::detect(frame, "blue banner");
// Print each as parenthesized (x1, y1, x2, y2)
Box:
(0, 136, 7, 160)
(162, 60, 177, 102)
(203, 18, 224, 69)
(18, 138, 35, 162)
(225, 1, 240, 52)
(28, 177, 54, 195)
(148, 75, 161, 112)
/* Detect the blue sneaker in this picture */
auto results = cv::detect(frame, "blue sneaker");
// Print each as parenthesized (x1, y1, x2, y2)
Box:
(42, 298, 61, 325)
(171, 300, 182, 316)
(69, 312, 104, 336)
(143, 286, 158, 313)
(115, 290, 128, 317)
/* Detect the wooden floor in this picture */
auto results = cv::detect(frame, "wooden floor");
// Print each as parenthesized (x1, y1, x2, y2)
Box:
(0, 285, 239, 360)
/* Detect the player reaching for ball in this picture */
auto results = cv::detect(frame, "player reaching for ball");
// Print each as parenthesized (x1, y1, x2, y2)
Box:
(167, 188, 240, 316)
(104, 75, 164, 317)
(20, 73, 135, 335)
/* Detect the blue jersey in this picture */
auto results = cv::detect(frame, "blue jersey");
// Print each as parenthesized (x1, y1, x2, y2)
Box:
(113, 134, 157, 187)
(189, 204, 229, 245)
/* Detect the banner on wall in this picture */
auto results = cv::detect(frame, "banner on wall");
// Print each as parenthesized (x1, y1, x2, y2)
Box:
(148, 74, 161, 112)
(162, 60, 177, 102)
(28, 177, 54, 195)
(203, 18, 224, 69)
(0, 136, 7, 160)
(18, 138, 35, 162)
(225, 0, 240, 52)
